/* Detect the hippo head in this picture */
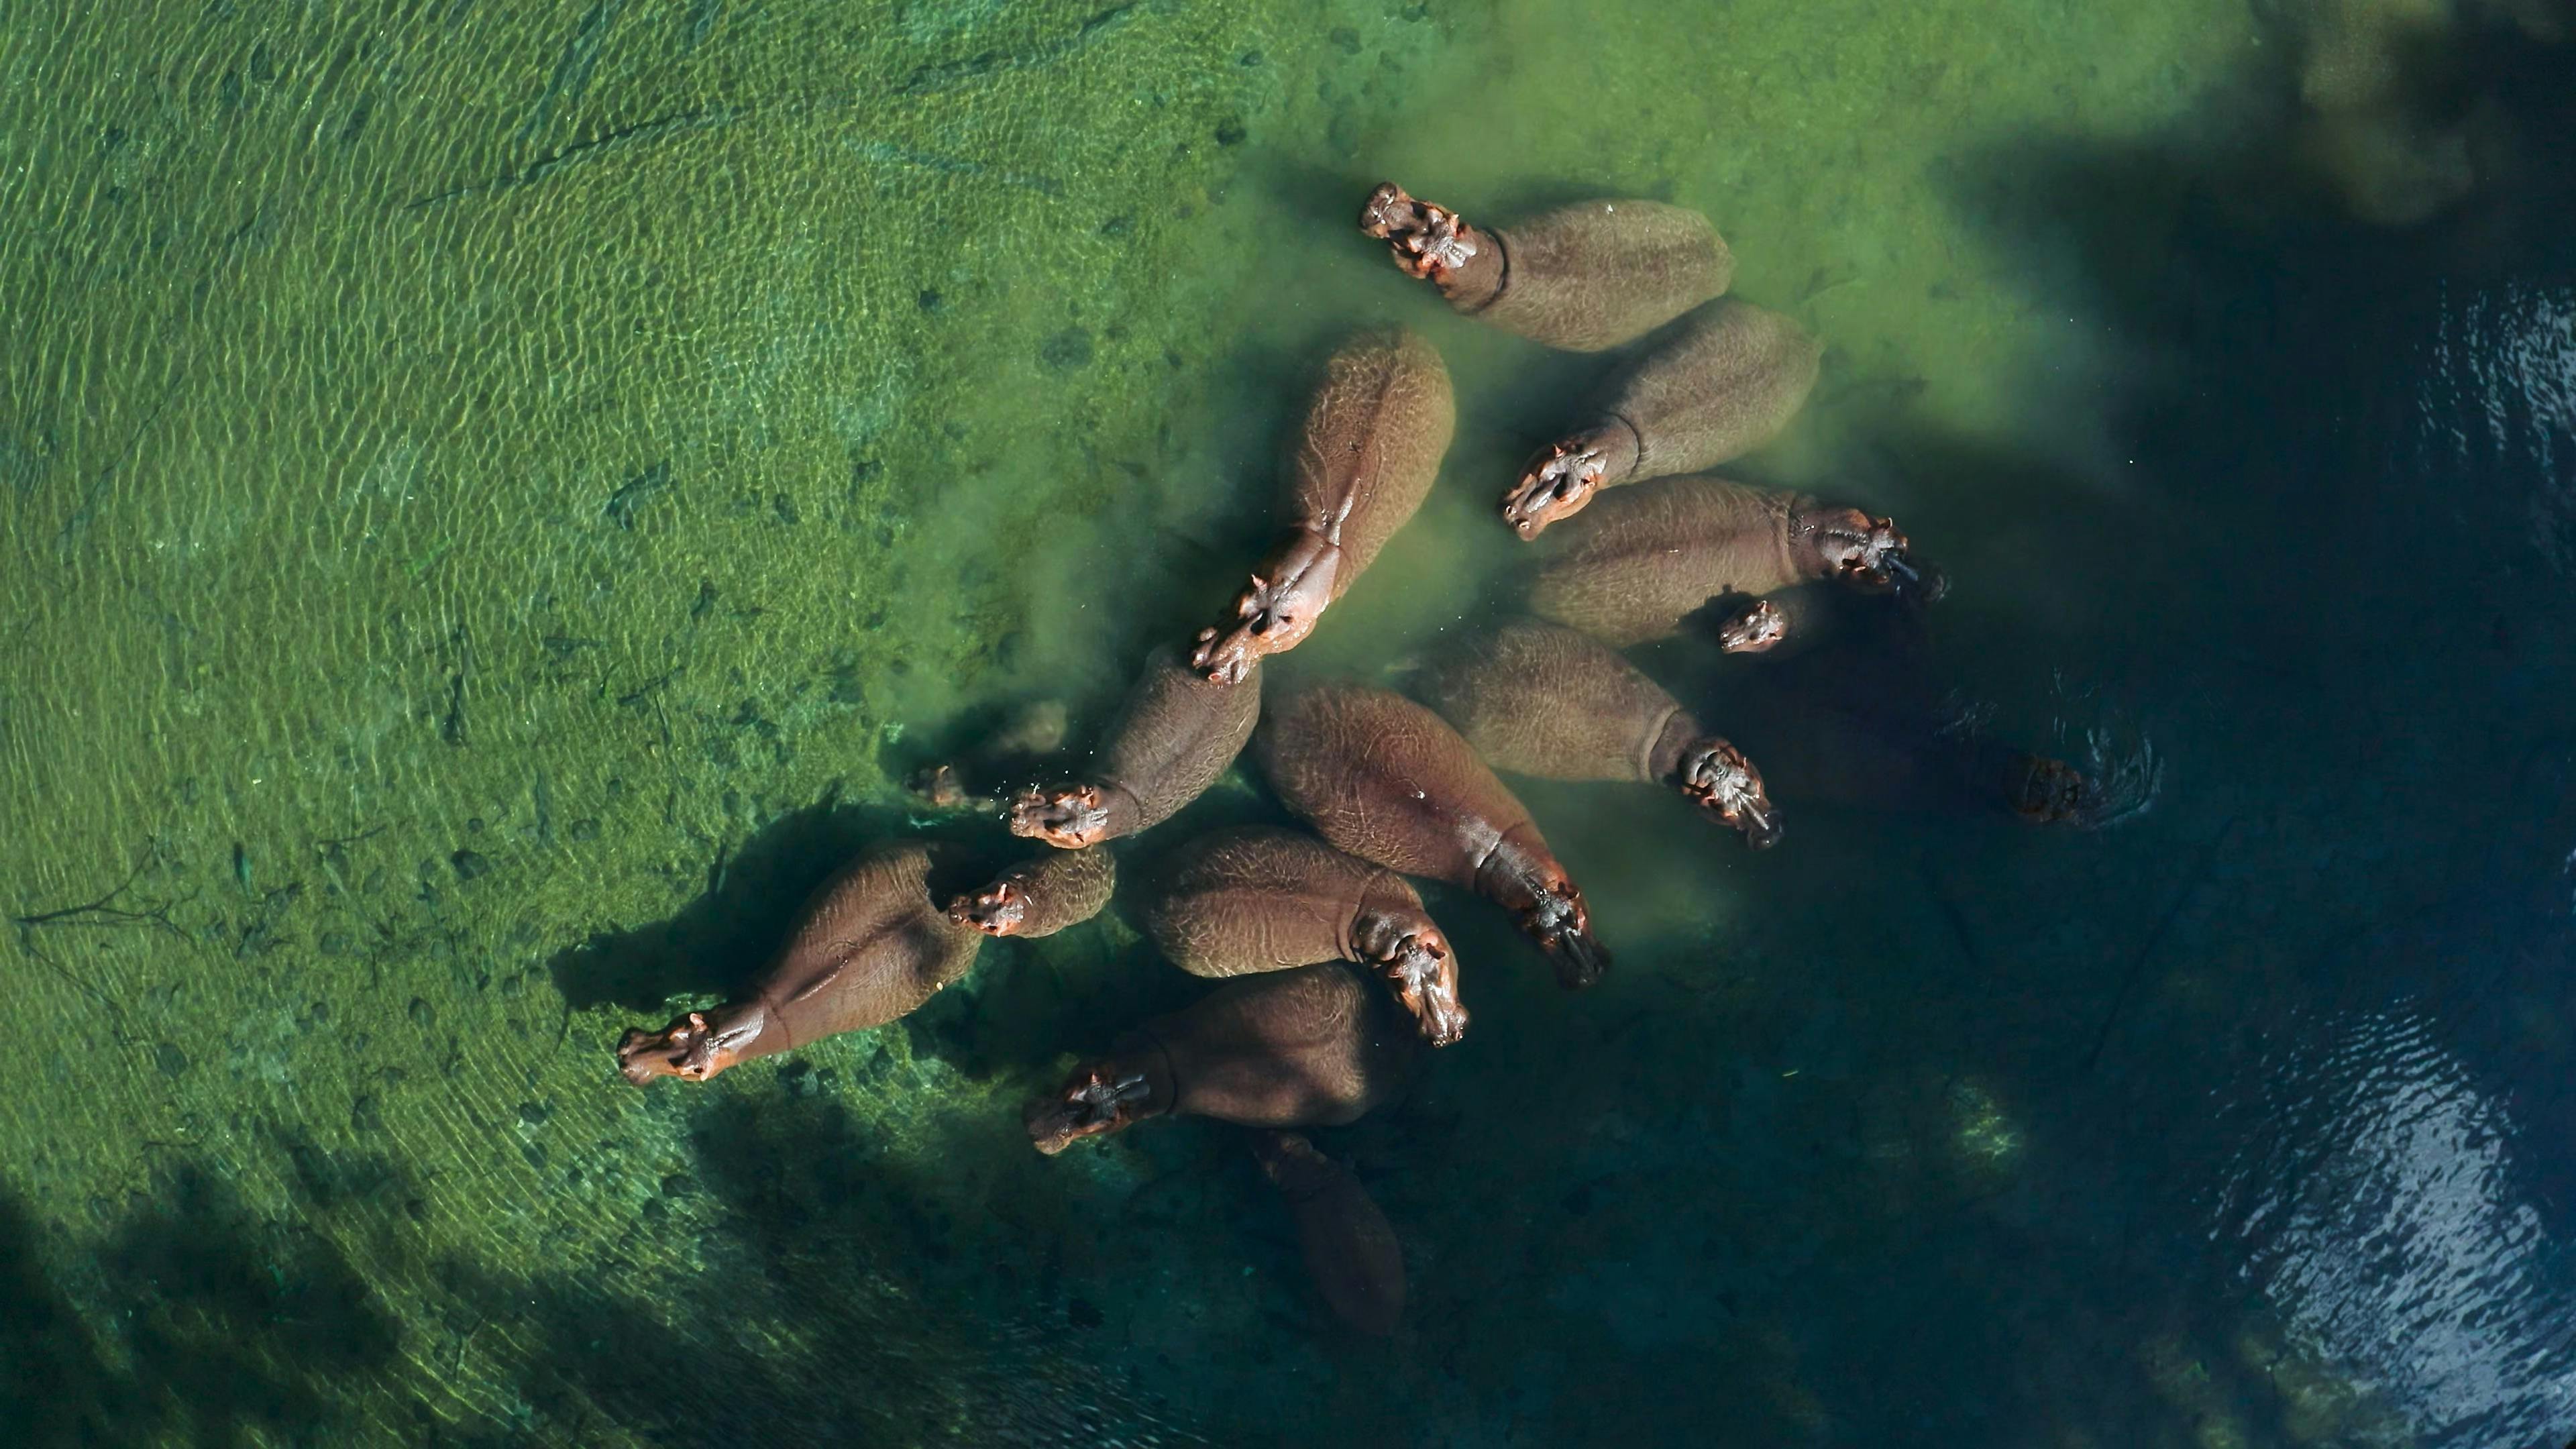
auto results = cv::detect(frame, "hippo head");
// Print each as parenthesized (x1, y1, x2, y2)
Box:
(1676, 738, 1782, 849)
(1376, 929, 1468, 1048)
(1192, 535, 1342, 683)
(1503, 440, 1613, 539)
(1008, 784, 1114, 850)
(1024, 1065, 1158, 1155)
(2004, 753, 2102, 826)
(614, 1006, 767, 1086)
(1522, 876, 1609, 989)
(1711, 598, 1790, 654)
(947, 878, 1028, 936)
(1800, 507, 1913, 590)
(1358, 182, 1481, 282)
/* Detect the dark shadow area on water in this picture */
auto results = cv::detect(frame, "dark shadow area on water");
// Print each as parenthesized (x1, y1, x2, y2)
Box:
(0, 1158, 404, 1449)
(3, 1085, 1310, 1446)
(1688, 16, 2576, 1446)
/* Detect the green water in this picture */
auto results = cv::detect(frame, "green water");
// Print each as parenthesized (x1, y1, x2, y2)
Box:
(10, 0, 2576, 1444)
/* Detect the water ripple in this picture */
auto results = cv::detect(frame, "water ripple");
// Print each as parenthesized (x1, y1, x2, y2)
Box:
(2413, 281, 2576, 573)
(2209, 1006, 2576, 1446)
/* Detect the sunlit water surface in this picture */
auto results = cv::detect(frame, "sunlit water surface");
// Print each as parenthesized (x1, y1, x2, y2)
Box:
(5, 0, 2575, 1444)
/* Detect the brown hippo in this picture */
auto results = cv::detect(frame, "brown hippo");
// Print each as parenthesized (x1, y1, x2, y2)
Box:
(1193, 329, 1456, 684)
(1713, 592, 2105, 826)
(615, 843, 982, 1085)
(1024, 961, 1419, 1154)
(1256, 682, 1611, 987)
(1253, 1130, 1406, 1336)
(1412, 620, 1779, 849)
(1142, 826, 1468, 1045)
(1504, 300, 1823, 537)
(1358, 182, 1733, 352)
(945, 844, 1116, 938)
(1529, 475, 1915, 647)
(1009, 648, 1262, 849)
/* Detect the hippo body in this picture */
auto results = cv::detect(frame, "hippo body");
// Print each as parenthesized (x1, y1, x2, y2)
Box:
(1193, 329, 1456, 684)
(1505, 301, 1823, 537)
(615, 843, 980, 1085)
(1011, 648, 1262, 848)
(1412, 620, 1778, 847)
(1528, 476, 1910, 647)
(1256, 682, 1610, 987)
(1360, 183, 1733, 352)
(1254, 1130, 1407, 1336)
(1144, 825, 1467, 1044)
(1024, 961, 1419, 1154)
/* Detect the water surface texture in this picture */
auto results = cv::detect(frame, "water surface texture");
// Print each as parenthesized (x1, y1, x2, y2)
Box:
(5, 0, 2576, 1444)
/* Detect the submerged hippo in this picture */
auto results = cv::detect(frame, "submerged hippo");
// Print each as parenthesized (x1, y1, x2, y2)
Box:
(1256, 682, 1611, 987)
(1713, 589, 2104, 826)
(1193, 329, 1456, 684)
(907, 698, 1070, 815)
(1529, 474, 1916, 647)
(1505, 299, 1823, 537)
(1358, 182, 1733, 352)
(1142, 825, 1468, 1045)
(1024, 961, 1419, 1154)
(1412, 619, 1779, 848)
(1254, 1130, 1407, 1336)
(1010, 648, 1262, 849)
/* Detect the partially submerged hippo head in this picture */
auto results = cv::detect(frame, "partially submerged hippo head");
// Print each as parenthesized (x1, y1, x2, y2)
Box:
(1503, 437, 1622, 539)
(1676, 739, 1781, 849)
(1712, 598, 1790, 654)
(1520, 876, 1608, 989)
(615, 1006, 768, 1086)
(1192, 533, 1344, 685)
(1358, 182, 1481, 282)
(1024, 1065, 1158, 1155)
(1801, 507, 1913, 590)
(2005, 753, 2102, 826)
(1008, 784, 1115, 850)
(947, 879, 1028, 936)
(1374, 928, 1468, 1049)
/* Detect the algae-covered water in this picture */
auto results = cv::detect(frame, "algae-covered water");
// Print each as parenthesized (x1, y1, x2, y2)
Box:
(7, 0, 2576, 1442)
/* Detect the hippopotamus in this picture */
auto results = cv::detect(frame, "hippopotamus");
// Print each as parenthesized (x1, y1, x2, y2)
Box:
(945, 844, 1116, 938)
(1503, 299, 1822, 537)
(906, 698, 1069, 815)
(1528, 475, 1917, 647)
(1255, 682, 1611, 987)
(1141, 825, 1468, 1045)
(1009, 647, 1261, 849)
(616, 843, 977, 1084)
(1411, 619, 1779, 848)
(1711, 588, 2104, 826)
(1252, 1130, 1406, 1336)
(1023, 961, 1419, 1154)
(1193, 329, 1456, 684)
(1358, 182, 1733, 352)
